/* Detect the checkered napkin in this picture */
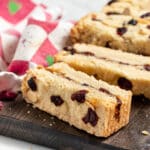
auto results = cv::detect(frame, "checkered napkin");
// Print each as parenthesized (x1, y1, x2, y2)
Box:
(0, 0, 73, 105)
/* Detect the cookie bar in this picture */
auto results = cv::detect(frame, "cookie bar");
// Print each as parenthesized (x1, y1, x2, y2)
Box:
(106, 0, 150, 10)
(55, 44, 150, 99)
(103, 0, 150, 19)
(70, 12, 150, 55)
(21, 63, 132, 137)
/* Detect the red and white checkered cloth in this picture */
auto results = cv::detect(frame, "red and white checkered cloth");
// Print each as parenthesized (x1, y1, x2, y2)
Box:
(0, 0, 62, 69)
(8, 18, 73, 75)
(0, 0, 73, 104)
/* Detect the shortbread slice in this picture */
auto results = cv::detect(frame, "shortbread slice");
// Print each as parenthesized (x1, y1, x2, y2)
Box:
(103, 1, 150, 18)
(21, 64, 131, 137)
(106, 0, 150, 10)
(70, 12, 150, 55)
(55, 44, 150, 99)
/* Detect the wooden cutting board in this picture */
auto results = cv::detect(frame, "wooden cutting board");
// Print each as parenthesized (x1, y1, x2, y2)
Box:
(0, 94, 150, 150)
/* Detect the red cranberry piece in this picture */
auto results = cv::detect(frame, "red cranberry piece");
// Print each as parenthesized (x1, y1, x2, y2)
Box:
(27, 77, 37, 91)
(0, 91, 17, 101)
(65, 77, 72, 81)
(71, 90, 88, 103)
(140, 12, 150, 18)
(117, 77, 132, 90)
(115, 98, 122, 121)
(128, 19, 137, 25)
(106, 12, 121, 15)
(144, 64, 150, 71)
(107, 0, 117, 5)
(51, 95, 64, 106)
(93, 74, 98, 79)
(92, 18, 102, 22)
(81, 52, 95, 56)
(99, 88, 112, 96)
(105, 41, 111, 48)
(63, 46, 76, 55)
(118, 61, 129, 65)
(117, 27, 127, 36)
(147, 25, 150, 29)
(82, 108, 98, 126)
(81, 83, 89, 86)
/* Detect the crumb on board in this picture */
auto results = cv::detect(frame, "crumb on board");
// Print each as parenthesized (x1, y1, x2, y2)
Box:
(27, 110, 30, 114)
(43, 118, 46, 122)
(146, 114, 149, 118)
(49, 123, 53, 127)
(141, 130, 150, 136)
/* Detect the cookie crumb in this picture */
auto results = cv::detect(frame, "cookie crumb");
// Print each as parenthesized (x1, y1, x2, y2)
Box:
(141, 130, 150, 135)
(43, 118, 46, 122)
(27, 110, 30, 114)
(49, 123, 53, 127)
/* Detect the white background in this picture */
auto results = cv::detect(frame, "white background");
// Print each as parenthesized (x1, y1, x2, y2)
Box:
(0, 0, 108, 149)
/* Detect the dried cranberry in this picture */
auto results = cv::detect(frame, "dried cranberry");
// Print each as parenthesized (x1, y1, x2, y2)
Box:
(93, 74, 98, 79)
(82, 108, 98, 126)
(0, 91, 17, 101)
(115, 98, 122, 121)
(118, 61, 129, 65)
(51, 95, 64, 106)
(147, 25, 150, 29)
(105, 42, 111, 48)
(63, 46, 76, 55)
(81, 83, 89, 86)
(71, 90, 88, 103)
(99, 88, 112, 96)
(117, 27, 127, 36)
(106, 12, 121, 15)
(140, 12, 150, 18)
(107, 0, 117, 5)
(144, 64, 150, 71)
(128, 19, 137, 25)
(81, 51, 95, 56)
(65, 77, 72, 81)
(117, 77, 132, 90)
(92, 17, 102, 22)
(27, 77, 37, 91)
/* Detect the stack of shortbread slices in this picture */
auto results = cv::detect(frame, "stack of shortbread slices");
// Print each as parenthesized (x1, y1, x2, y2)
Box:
(22, 0, 150, 137)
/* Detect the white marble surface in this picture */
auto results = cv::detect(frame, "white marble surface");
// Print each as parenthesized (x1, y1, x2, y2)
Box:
(0, 0, 108, 149)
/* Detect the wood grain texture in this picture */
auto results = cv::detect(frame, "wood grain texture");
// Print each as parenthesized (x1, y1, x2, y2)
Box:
(0, 94, 150, 150)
